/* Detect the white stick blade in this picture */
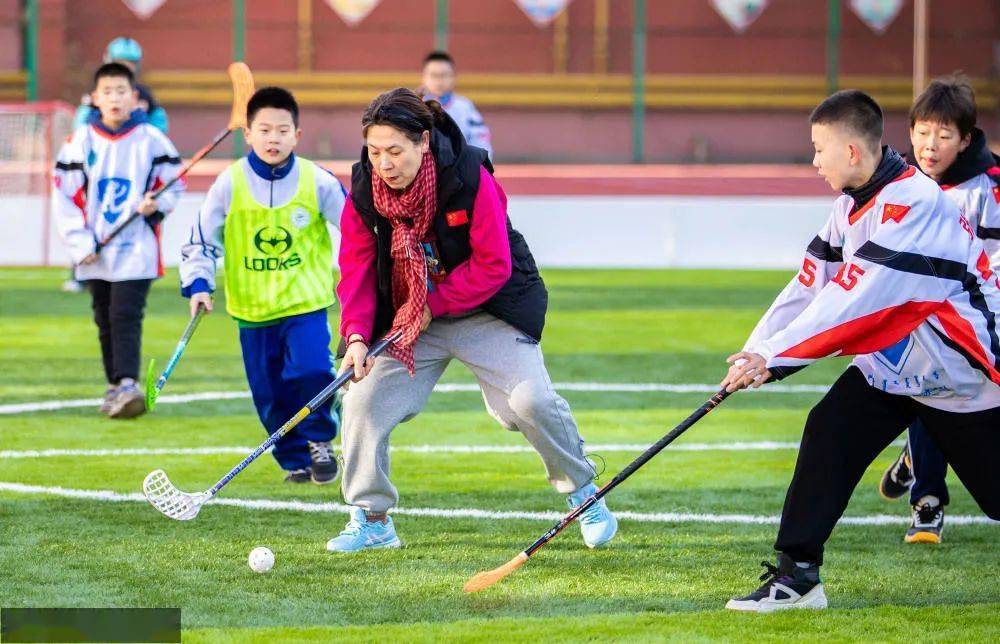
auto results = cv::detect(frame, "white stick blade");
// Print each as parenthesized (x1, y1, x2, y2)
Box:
(142, 469, 206, 521)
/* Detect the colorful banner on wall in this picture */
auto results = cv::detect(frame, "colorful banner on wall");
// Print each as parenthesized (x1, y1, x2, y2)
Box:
(710, 0, 770, 33)
(325, 0, 383, 28)
(849, 0, 905, 34)
(513, 0, 573, 28)
(122, 0, 167, 20)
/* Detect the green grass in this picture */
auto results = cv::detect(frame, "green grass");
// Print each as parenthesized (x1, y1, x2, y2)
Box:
(0, 267, 996, 643)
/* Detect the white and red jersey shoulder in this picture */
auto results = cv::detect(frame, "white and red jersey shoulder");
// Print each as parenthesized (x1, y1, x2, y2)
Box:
(745, 165, 1000, 413)
(941, 167, 1000, 267)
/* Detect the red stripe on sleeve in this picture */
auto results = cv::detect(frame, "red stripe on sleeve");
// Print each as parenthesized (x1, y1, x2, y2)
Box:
(934, 301, 1000, 384)
(72, 187, 87, 218)
(154, 223, 165, 278)
(778, 300, 941, 359)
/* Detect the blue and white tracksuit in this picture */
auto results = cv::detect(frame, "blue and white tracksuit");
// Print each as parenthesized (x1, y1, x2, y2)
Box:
(180, 151, 348, 471)
(426, 92, 493, 160)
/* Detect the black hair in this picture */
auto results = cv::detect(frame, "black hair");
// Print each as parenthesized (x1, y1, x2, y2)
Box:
(361, 87, 447, 143)
(247, 86, 299, 127)
(422, 50, 455, 67)
(810, 89, 884, 150)
(910, 75, 977, 138)
(93, 62, 135, 89)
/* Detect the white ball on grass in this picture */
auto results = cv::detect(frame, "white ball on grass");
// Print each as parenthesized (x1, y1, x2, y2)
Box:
(248, 546, 274, 573)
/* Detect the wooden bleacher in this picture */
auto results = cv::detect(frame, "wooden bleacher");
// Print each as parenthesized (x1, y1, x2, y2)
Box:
(145, 71, 1000, 111)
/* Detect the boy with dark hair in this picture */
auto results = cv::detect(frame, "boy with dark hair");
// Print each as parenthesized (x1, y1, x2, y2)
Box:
(53, 62, 184, 418)
(420, 50, 493, 159)
(179, 86, 346, 485)
(877, 76, 1000, 544)
(721, 89, 1000, 612)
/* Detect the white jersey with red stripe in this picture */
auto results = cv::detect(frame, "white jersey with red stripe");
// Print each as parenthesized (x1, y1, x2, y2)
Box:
(52, 115, 184, 282)
(744, 165, 1000, 413)
(942, 167, 1000, 267)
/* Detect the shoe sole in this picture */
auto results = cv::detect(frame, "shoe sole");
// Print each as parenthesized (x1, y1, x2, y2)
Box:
(878, 481, 910, 501)
(108, 397, 146, 419)
(878, 449, 913, 500)
(311, 466, 341, 486)
(725, 584, 828, 613)
(878, 466, 912, 501)
(905, 531, 942, 544)
(326, 537, 402, 553)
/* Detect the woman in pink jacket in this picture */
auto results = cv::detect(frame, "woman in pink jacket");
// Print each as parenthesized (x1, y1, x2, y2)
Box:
(327, 88, 617, 553)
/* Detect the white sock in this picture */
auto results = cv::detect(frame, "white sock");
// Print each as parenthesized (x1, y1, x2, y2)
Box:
(917, 495, 940, 508)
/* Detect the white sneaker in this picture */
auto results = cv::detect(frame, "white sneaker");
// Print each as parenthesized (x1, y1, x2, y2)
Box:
(726, 555, 828, 613)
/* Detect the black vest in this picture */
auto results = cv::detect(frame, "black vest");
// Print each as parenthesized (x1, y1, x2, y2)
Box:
(349, 115, 548, 343)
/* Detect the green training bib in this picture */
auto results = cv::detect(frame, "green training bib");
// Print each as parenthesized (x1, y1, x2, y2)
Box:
(223, 158, 334, 322)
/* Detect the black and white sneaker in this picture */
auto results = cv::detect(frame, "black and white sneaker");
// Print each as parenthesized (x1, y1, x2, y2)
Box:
(726, 554, 828, 613)
(905, 497, 944, 544)
(878, 444, 913, 500)
(284, 468, 312, 483)
(308, 441, 340, 485)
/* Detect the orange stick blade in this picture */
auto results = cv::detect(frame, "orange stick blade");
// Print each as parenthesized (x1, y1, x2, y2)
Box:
(226, 62, 256, 131)
(462, 552, 529, 593)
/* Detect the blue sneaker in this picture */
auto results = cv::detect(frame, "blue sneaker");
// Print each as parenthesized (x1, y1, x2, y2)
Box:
(326, 507, 402, 553)
(567, 482, 618, 548)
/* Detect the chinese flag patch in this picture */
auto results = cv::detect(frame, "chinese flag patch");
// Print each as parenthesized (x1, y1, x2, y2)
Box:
(881, 203, 911, 224)
(446, 209, 469, 226)
(992, 183, 1000, 204)
(977, 250, 994, 282)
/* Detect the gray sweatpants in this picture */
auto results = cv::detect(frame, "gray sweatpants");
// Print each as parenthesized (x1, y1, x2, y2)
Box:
(340, 312, 595, 514)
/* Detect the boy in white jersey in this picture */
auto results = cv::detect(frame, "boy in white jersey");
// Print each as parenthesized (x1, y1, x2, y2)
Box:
(720, 90, 1000, 613)
(878, 76, 1000, 544)
(53, 62, 184, 418)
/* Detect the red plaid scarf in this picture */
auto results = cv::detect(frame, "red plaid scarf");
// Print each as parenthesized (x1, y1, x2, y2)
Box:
(371, 152, 438, 373)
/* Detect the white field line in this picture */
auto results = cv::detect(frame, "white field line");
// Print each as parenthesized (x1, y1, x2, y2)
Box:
(0, 481, 994, 526)
(0, 440, 905, 460)
(0, 442, 789, 459)
(0, 383, 829, 416)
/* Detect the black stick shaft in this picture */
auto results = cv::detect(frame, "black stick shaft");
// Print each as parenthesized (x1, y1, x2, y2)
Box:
(207, 331, 401, 496)
(523, 388, 731, 557)
(95, 126, 234, 252)
(301, 330, 403, 414)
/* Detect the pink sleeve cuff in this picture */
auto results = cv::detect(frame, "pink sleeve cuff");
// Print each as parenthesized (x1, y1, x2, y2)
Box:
(426, 291, 447, 318)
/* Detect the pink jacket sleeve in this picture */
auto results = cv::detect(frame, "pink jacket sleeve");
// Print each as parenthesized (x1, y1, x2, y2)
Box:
(426, 167, 513, 317)
(336, 198, 378, 342)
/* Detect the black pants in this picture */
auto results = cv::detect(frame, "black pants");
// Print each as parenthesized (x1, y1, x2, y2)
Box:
(775, 367, 1000, 565)
(88, 279, 152, 384)
(908, 419, 950, 505)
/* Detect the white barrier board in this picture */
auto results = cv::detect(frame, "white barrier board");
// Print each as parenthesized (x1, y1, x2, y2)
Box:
(2, 193, 834, 270)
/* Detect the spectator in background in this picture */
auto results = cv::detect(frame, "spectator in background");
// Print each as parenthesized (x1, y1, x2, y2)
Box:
(74, 38, 169, 134)
(420, 51, 493, 160)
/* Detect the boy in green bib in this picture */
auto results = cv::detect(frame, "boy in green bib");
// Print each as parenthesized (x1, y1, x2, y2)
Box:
(180, 87, 346, 484)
